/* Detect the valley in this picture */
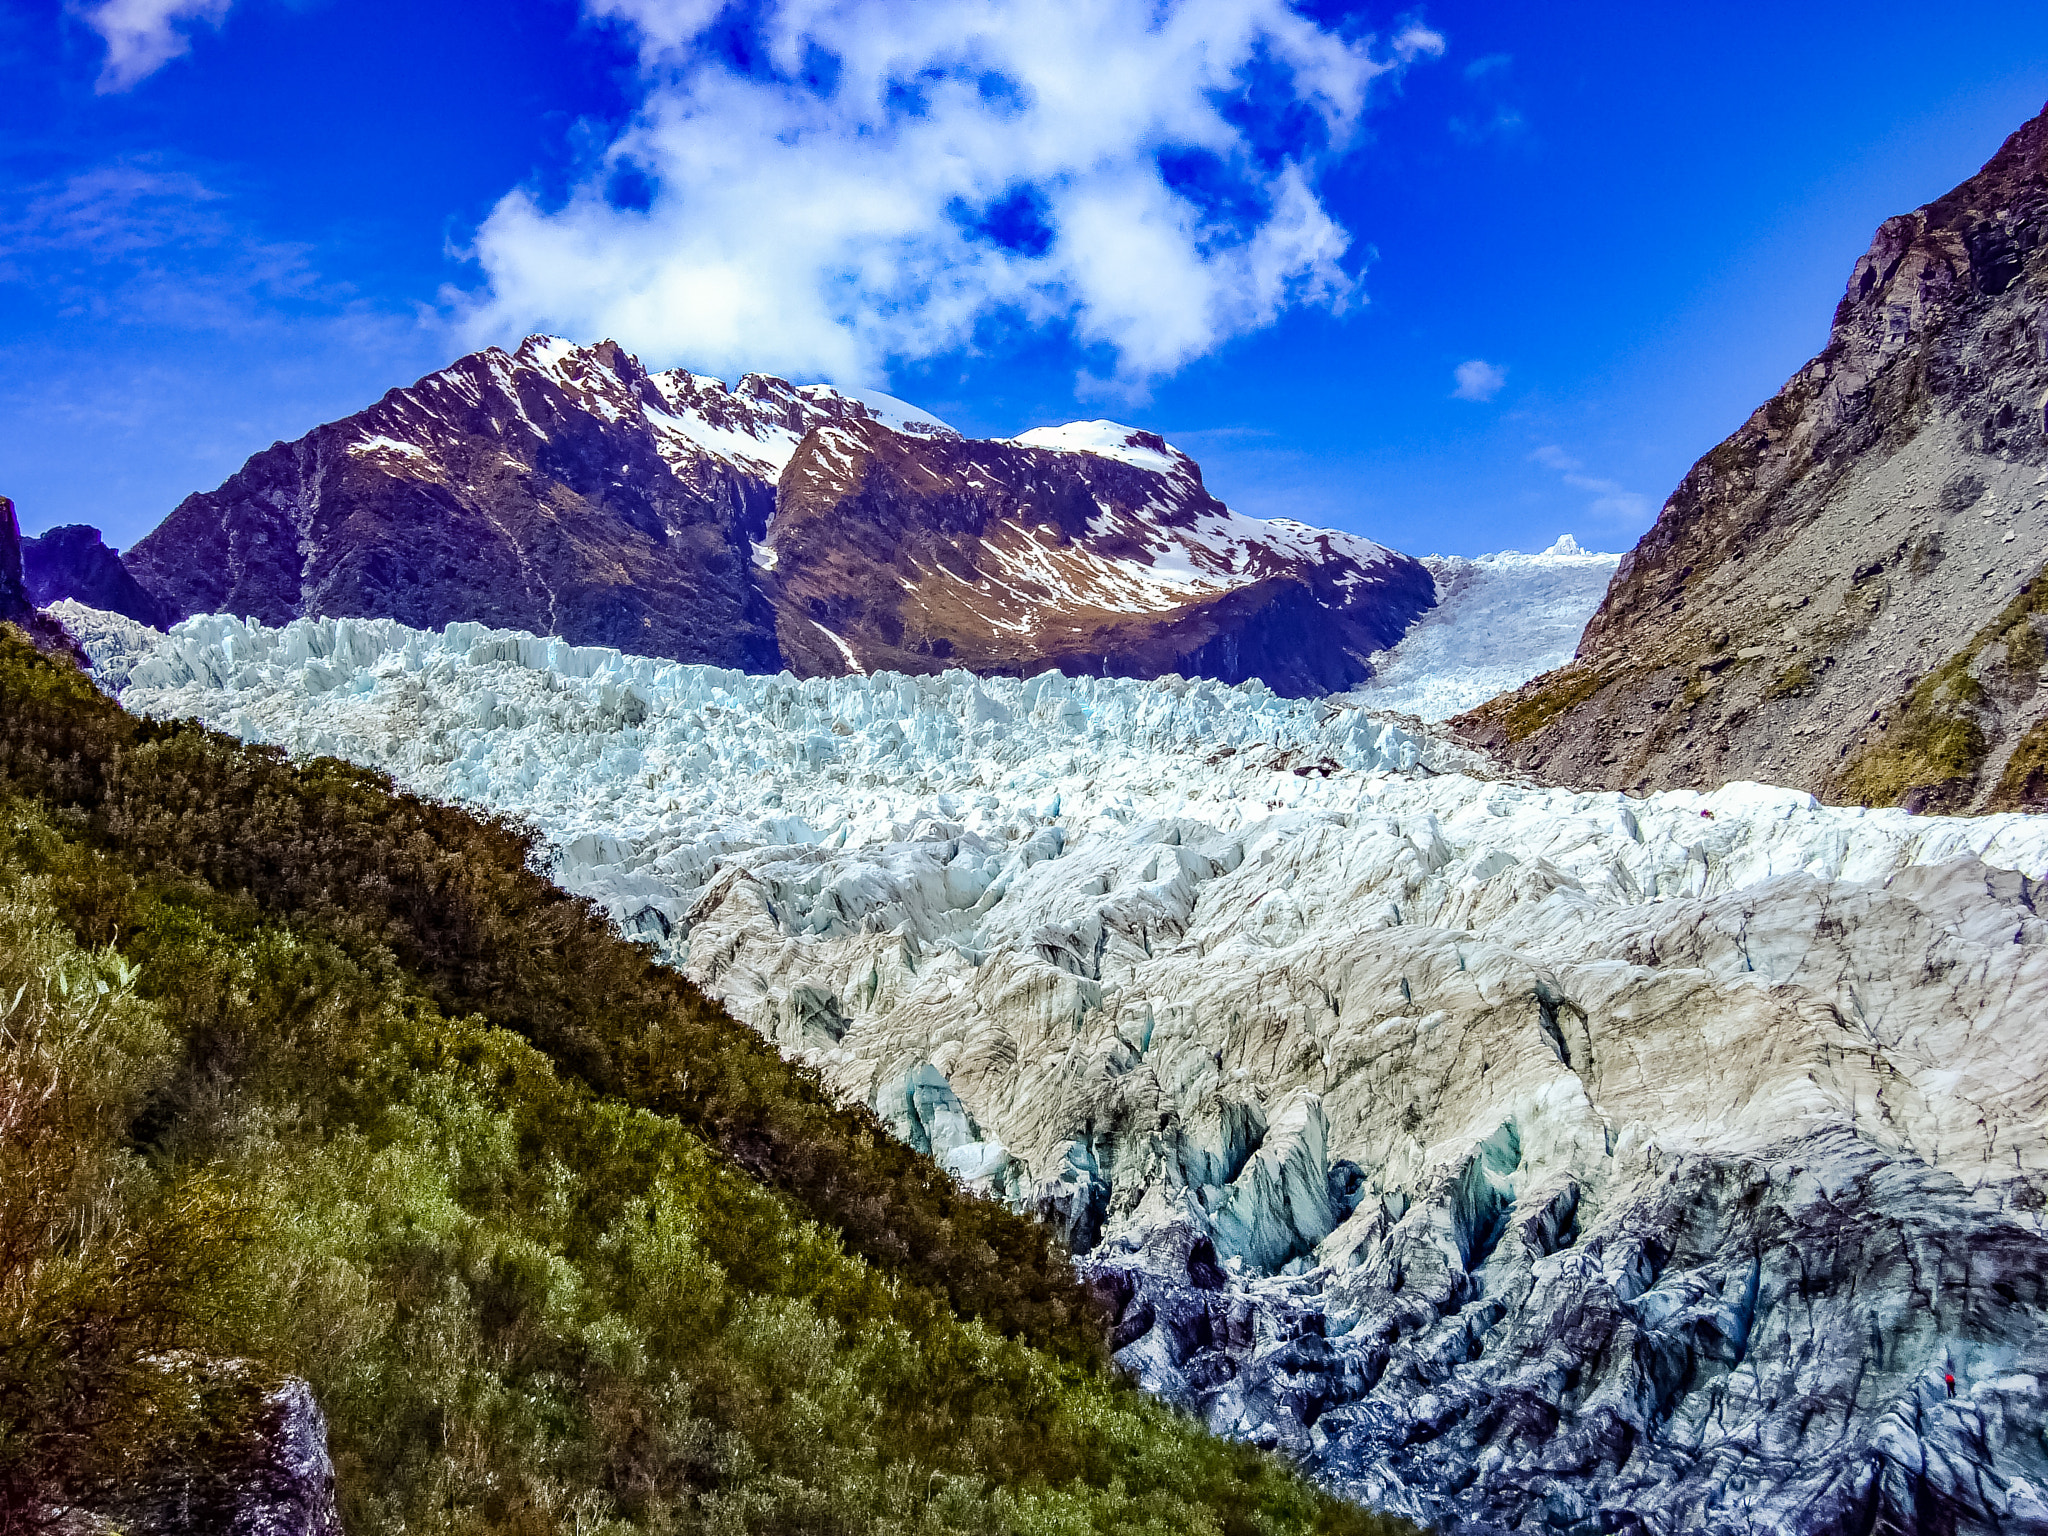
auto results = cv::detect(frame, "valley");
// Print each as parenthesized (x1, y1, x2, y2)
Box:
(69, 601, 2048, 1534)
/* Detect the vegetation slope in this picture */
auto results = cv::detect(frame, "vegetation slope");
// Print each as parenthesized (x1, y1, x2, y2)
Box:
(0, 625, 1417, 1536)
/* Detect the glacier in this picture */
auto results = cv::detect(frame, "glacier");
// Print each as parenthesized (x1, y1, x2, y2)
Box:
(1348, 536, 1623, 722)
(64, 598, 2048, 1536)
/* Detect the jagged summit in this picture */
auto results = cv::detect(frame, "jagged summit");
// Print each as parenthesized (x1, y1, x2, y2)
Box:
(116, 336, 1436, 694)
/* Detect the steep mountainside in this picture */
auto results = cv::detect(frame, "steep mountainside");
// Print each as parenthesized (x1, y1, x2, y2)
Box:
(0, 496, 83, 656)
(123, 336, 939, 669)
(23, 523, 166, 627)
(1456, 105, 2048, 810)
(120, 338, 1433, 696)
(96, 607, 2048, 1535)
(768, 418, 1433, 694)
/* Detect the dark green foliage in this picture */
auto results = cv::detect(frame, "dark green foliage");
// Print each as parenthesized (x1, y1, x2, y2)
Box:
(0, 625, 1097, 1362)
(0, 627, 1421, 1536)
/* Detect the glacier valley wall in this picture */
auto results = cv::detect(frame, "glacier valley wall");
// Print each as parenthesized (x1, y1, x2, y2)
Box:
(76, 604, 2048, 1536)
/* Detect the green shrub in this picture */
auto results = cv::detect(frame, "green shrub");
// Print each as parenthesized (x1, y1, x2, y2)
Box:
(0, 626, 1099, 1363)
(0, 633, 1421, 1536)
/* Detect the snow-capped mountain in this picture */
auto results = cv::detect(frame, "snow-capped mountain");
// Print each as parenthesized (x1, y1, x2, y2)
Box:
(770, 415, 1434, 694)
(124, 336, 957, 671)
(116, 337, 1434, 695)
(72, 601, 2048, 1536)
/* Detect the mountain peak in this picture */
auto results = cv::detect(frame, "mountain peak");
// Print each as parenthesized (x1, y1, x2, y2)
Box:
(1010, 420, 1188, 478)
(117, 340, 1436, 695)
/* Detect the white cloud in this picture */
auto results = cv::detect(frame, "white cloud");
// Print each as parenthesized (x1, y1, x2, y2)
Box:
(79, 0, 232, 91)
(1530, 444, 1652, 523)
(1451, 358, 1506, 401)
(462, 0, 1434, 389)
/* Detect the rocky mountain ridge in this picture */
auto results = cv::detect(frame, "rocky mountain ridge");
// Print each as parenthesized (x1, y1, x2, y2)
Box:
(103, 337, 1433, 696)
(23, 523, 166, 628)
(769, 415, 1434, 695)
(1456, 104, 2048, 811)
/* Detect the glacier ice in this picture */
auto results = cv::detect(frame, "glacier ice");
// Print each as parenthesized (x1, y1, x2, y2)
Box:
(81, 604, 2048, 1536)
(1348, 538, 1622, 721)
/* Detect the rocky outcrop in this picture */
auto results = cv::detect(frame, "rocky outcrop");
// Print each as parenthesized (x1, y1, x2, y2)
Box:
(22, 524, 167, 628)
(1456, 104, 2048, 811)
(0, 496, 86, 657)
(767, 418, 1435, 694)
(119, 338, 1433, 697)
(55, 1373, 341, 1536)
(110, 613, 2048, 1534)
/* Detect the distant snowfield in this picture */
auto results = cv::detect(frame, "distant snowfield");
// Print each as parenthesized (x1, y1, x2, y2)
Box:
(1347, 535, 1621, 721)
(48, 593, 2048, 1529)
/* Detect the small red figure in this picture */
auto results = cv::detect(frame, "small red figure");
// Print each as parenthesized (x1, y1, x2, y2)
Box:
(1945, 1372, 1956, 1399)
(1700, 809, 1714, 819)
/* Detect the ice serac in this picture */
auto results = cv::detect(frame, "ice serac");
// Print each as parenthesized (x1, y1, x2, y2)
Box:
(767, 416, 1435, 695)
(121, 341, 1430, 697)
(104, 607, 2048, 1534)
(1457, 104, 2048, 811)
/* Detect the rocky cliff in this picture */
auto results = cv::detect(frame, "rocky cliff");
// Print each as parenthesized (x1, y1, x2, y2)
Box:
(102, 610, 2048, 1535)
(0, 497, 85, 657)
(23, 524, 167, 628)
(1456, 105, 2048, 810)
(121, 339, 1433, 696)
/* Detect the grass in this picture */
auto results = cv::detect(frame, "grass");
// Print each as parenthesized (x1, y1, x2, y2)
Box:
(1830, 567, 2048, 810)
(1487, 664, 1606, 744)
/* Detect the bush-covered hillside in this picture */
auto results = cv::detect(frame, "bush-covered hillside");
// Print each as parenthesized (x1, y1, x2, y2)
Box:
(0, 626, 1419, 1536)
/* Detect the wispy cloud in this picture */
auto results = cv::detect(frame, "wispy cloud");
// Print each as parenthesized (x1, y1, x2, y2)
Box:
(76, 0, 231, 91)
(1451, 358, 1506, 402)
(0, 161, 322, 325)
(1531, 444, 1653, 523)
(461, 0, 1442, 392)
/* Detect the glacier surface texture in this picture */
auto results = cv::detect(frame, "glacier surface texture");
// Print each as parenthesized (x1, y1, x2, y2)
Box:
(1348, 537, 1622, 723)
(78, 603, 2048, 1536)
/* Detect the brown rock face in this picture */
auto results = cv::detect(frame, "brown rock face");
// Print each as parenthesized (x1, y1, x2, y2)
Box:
(1455, 105, 2048, 810)
(122, 336, 888, 669)
(766, 418, 1435, 695)
(120, 338, 1435, 696)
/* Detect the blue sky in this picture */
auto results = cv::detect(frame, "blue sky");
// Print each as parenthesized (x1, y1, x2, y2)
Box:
(4, 0, 2046, 558)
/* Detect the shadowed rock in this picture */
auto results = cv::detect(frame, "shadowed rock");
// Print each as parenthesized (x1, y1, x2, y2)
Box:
(22, 524, 166, 628)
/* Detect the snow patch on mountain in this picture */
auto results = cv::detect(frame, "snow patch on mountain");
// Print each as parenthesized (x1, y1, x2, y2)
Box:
(1349, 535, 1622, 720)
(1012, 420, 1184, 476)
